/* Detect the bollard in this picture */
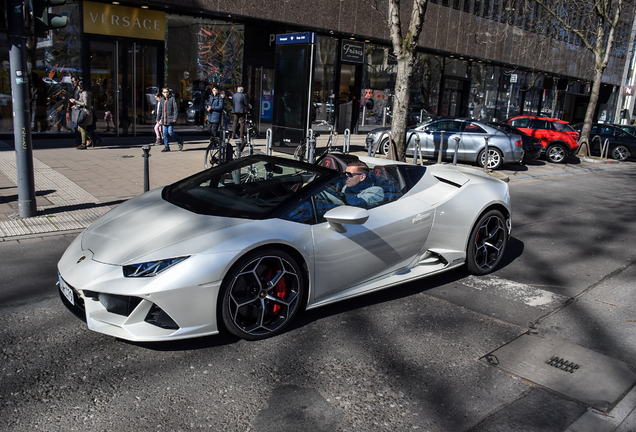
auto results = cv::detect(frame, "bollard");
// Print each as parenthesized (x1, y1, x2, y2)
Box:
(438, 131, 445, 164)
(266, 128, 273, 155)
(452, 136, 460, 166)
(382, 106, 387, 127)
(483, 136, 490, 171)
(142, 145, 151, 192)
(344, 128, 351, 153)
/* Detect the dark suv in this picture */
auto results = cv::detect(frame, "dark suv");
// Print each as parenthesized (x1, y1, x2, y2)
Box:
(507, 116, 579, 163)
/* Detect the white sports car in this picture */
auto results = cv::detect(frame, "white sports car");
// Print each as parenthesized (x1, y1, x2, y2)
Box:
(57, 153, 511, 342)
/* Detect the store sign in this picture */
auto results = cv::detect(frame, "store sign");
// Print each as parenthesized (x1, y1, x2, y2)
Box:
(83, 2, 165, 41)
(341, 41, 365, 63)
(623, 86, 634, 96)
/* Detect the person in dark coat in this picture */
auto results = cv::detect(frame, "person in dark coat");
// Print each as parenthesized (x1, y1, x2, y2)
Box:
(231, 86, 251, 140)
(206, 86, 224, 139)
(156, 87, 184, 152)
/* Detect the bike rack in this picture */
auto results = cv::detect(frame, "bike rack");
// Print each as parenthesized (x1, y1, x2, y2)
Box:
(265, 128, 272, 155)
(601, 138, 610, 159)
(307, 128, 316, 163)
(372, 130, 395, 159)
(483, 136, 490, 171)
(343, 129, 351, 154)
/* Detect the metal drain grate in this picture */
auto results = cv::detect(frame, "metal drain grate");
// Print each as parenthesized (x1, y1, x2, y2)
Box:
(547, 356, 580, 373)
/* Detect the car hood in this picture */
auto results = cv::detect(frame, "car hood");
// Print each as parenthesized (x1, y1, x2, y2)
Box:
(81, 188, 250, 265)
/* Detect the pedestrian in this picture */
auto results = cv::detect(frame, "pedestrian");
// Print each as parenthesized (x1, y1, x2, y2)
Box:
(151, 91, 163, 145)
(68, 81, 92, 150)
(156, 87, 184, 152)
(69, 74, 82, 146)
(206, 85, 224, 140)
(231, 86, 251, 141)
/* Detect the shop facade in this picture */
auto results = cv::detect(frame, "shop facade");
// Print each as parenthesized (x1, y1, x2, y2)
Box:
(0, 0, 631, 138)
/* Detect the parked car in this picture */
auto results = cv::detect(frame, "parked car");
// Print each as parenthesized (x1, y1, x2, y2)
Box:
(572, 123, 636, 161)
(365, 118, 525, 170)
(488, 122, 542, 162)
(507, 116, 579, 163)
(57, 154, 511, 342)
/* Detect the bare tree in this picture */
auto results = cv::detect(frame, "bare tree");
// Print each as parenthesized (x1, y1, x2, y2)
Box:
(388, 0, 429, 161)
(533, 0, 630, 154)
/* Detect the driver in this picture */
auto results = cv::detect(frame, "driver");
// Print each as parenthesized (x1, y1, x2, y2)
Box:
(342, 161, 384, 208)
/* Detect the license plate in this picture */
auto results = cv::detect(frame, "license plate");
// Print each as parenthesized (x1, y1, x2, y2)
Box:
(58, 274, 74, 306)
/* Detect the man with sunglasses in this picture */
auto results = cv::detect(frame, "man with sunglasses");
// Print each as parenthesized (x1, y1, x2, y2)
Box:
(342, 160, 384, 208)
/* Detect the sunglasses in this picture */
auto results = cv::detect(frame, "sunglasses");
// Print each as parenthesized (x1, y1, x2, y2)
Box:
(345, 171, 363, 178)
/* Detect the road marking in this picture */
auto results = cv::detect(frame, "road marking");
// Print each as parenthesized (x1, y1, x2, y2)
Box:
(461, 275, 568, 309)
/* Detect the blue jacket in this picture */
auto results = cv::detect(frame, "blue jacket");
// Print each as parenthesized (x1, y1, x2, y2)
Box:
(207, 95, 224, 124)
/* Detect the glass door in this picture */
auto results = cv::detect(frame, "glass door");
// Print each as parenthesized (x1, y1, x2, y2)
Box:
(88, 38, 161, 137)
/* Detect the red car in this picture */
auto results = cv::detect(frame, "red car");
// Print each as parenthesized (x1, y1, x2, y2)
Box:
(507, 116, 579, 163)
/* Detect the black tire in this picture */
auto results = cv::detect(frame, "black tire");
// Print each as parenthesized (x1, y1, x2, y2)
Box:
(204, 139, 221, 169)
(466, 210, 508, 275)
(545, 143, 567, 163)
(478, 147, 503, 170)
(220, 248, 305, 340)
(610, 145, 630, 161)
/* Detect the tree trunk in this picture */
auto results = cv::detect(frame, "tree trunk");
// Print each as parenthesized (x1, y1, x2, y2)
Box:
(392, 50, 416, 162)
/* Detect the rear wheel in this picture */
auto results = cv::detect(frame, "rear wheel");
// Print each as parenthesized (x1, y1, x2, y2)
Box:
(204, 138, 221, 169)
(610, 145, 630, 161)
(466, 210, 508, 275)
(478, 147, 503, 170)
(546, 143, 567, 163)
(220, 249, 305, 340)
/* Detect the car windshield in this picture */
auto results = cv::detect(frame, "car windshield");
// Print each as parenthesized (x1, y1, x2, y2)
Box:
(164, 156, 330, 219)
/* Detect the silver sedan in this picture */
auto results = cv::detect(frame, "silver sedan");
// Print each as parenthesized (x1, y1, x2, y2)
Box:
(366, 118, 525, 170)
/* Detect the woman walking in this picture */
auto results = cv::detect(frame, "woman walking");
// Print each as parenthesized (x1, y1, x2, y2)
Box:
(69, 81, 92, 150)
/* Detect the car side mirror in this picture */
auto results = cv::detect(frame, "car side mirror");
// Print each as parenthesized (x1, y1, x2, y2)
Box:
(324, 206, 369, 233)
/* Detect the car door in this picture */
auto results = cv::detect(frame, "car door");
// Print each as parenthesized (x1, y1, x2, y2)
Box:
(424, 120, 463, 160)
(310, 191, 434, 300)
(458, 121, 489, 162)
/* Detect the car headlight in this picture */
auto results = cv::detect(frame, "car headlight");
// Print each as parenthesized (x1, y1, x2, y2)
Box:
(123, 256, 189, 277)
(367, 132, 378, 140)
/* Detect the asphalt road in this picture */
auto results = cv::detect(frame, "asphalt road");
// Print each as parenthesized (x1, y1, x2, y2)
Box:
(1, 159, 635, 432)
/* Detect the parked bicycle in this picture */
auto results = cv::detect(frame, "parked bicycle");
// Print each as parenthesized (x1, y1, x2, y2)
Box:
(293, 120, 339, 163)
(204, 128, 263, 169)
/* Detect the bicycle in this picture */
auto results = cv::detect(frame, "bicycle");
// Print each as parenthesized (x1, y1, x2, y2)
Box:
(204, 128, 263, 169)
(293, 120, 339, 163)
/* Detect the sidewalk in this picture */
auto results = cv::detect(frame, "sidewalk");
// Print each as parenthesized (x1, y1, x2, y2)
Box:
(0, 134, 370, 240)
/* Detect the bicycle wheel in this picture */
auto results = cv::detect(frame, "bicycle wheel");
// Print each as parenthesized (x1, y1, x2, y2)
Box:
(204, 139, 221, 169)
(293, 143, 307, 162)
(239, 148, 265, 158)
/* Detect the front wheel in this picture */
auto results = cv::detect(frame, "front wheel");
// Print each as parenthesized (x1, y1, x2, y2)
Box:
(466, 210, 508, 275)
(375, 139, 390, 156)
(546, 143, 567, 163)
(478, 147, 503, 170)
(610, 145, 630, 161)
(220, 249, 305, 340)
(204, 138, 221, 169)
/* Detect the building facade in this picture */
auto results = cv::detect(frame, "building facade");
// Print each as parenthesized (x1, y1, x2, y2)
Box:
(0, 0, 633, 137)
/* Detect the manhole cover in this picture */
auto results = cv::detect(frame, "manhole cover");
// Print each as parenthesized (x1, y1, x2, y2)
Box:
(482, 332, 636, 412)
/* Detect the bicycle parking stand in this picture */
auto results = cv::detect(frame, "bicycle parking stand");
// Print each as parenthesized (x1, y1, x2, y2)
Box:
(437, 131, 445, 164)
(307, 128, 316, 163)
(343, 129, 351, 154)
(452, 136, 460, 166)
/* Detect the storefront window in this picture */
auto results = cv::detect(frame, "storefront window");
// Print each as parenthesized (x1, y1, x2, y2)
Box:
(166, 15, 243, 124)
(470, 63, 499, 122)
(312, 36, 338, 125)
(359, 44, 396, 130)
(0, 1, 81, 134)
(412, 53, 442, 120)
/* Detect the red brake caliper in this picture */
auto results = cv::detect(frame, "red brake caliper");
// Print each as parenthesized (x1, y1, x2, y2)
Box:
(269, 268, 288, 315)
